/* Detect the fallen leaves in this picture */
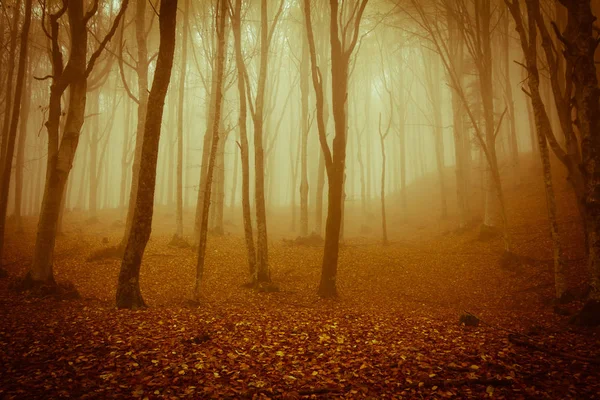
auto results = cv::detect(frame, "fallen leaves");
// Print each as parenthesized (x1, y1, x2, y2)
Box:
(1, 165, 600, 398)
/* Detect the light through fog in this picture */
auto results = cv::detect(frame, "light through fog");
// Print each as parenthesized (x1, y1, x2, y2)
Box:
(2, 0, 600, 396)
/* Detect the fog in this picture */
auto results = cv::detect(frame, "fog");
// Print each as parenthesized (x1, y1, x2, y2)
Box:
(4, 0, 600, 397)
(7, 0, 534, 233)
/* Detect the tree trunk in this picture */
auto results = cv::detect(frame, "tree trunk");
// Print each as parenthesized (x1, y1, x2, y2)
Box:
(231, 0, 257, 280)
(299, 31, 310, 237)
(15, 56, 32, 233)
(508, 0, 565, 298)
(503, 10, 520, 186)
(117, 0, 177, 309)
(174, 0, 189, 239)
(121, 0, 149, 249)
(379, 117, 389, 245)
(194, 0, 227, 300)
(120, 93, 132, 216)
(560, 0, 600, 303)
(88, 92, 99, 220)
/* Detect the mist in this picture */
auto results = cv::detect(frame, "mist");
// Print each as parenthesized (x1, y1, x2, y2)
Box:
(1, 0, 600, 397)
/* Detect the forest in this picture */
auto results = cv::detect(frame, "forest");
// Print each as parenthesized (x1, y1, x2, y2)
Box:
(1, 0, 600, 398)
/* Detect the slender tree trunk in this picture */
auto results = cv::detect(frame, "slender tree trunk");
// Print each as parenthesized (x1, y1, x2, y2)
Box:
(194, 0, 227, 300)
(88, 93, 99, 220)
(508, 0, 565, 297)
(231, 0, 257, 280)
(117, 0, 177, 309)
(121, 0, 149, 249)
(503, 11, 520, 186)
(15, 58, 32, 233)
(299, 32, 309, 237)
(174, 0, 189, 239)
(379, 118, 389, 245)
(120, 94, 132, 216)
(252, 0, 280, 285)
(229, 131, 239, 212)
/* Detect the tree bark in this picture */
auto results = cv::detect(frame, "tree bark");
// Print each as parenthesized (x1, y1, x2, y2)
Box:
(121, 0, 150, 249)
(300, 30, 310, 237)
(194, 0, 227, 300)
(559, 0, 600, 301)
(231, 0, 257, 280)
(14, 55, 32, 233)
(117, 0, 177, 309)
(175, 0, 190, 240)
(508, 0, 566, 299)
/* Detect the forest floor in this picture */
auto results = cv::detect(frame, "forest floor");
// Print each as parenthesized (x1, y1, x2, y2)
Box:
(1, 156, 600, 399)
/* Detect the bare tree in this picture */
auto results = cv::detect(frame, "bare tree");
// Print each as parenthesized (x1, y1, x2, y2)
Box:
(230, 0, 257, 282)
(174, 0, 190, 242)
(117, 0, 177, 309)
(304, 0, 369, 298)
(24, 0, 128, 287)
(378, 113, 391, 245)
(119, 0, 151, 252)
(194, 0, 227, 300)
(506, 0, 565, 300)
(242, 0, 284, 286)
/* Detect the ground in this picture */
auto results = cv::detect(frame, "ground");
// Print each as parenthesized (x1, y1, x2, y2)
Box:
(1, 156, 599, 399)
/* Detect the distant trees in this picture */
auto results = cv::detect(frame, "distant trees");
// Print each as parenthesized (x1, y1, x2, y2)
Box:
(410, 0, 511, 250)
(0, 0, 32, 273)
(117, 0, 178, 309)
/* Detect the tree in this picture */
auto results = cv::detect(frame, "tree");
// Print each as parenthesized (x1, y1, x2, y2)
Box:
(116, 0, 177, 309)
(24, 0, 128, 287)
(304, 0, 369, 298)
(410, 0, 510, 250)
(506, 0, 566, 300)
(119, 0, 151, 251)
(230, 0, 257, 281)
(193, 0, 227, 301)
(174, 0, 190, 242)
(378, 113, 391, 246)
(299, 24, 310, 237)
(0, 0, 32, 273)
(557, 0, 600, 321)
(243, 0, 284, 286)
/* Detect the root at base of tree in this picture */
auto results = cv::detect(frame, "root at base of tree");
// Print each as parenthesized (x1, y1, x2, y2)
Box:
(168, 234, 191, 248)
(256, 281, 280, 293)
(10, 274, 80, 300)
